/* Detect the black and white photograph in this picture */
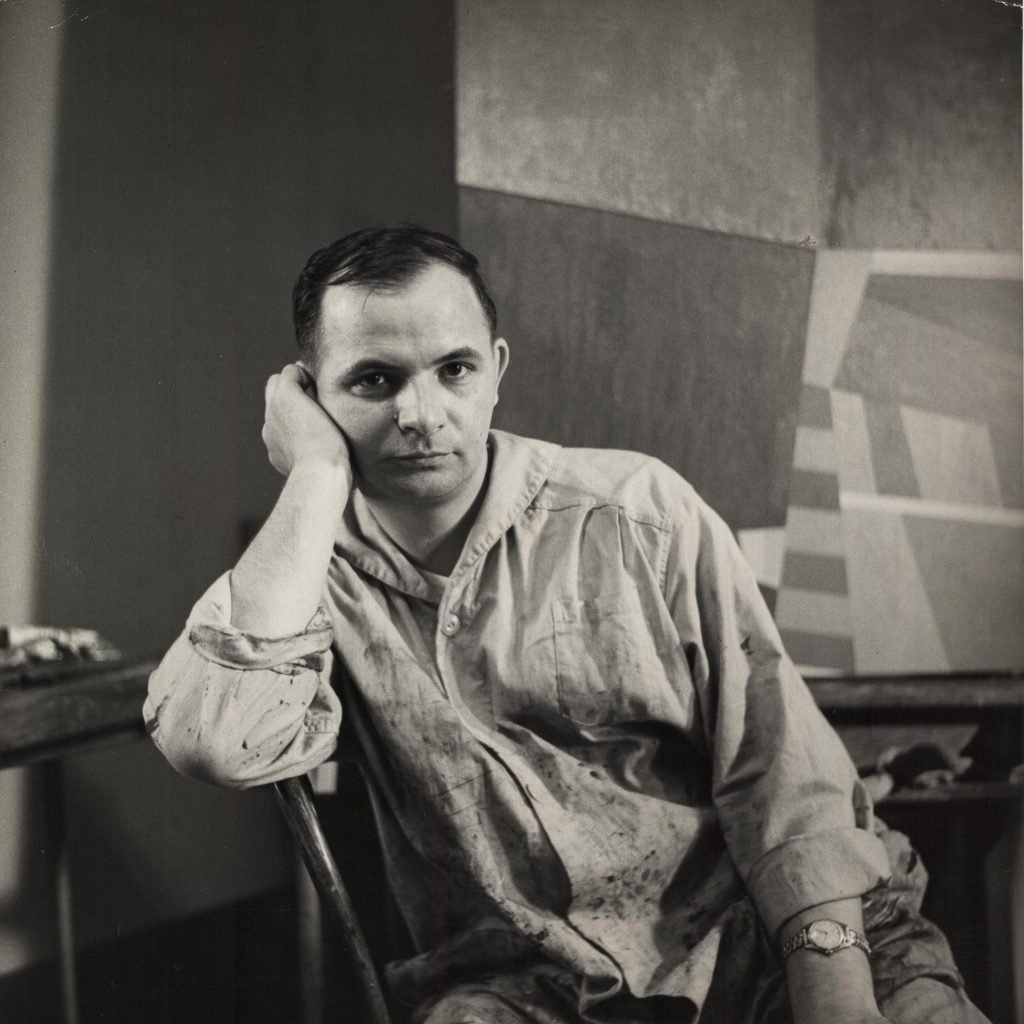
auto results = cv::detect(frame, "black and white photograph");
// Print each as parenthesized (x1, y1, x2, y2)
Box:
(1, 2, 1021, 1022)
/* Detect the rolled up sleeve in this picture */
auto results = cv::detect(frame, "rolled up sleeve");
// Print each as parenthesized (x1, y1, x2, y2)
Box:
(143, 572, 341, 789)
(746, 820, 892, 936)
(666, 496, 891, 937)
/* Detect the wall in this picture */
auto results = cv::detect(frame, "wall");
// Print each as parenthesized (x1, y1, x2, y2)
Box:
(1, 0, 454, 987)
(0, 0, 67, 977)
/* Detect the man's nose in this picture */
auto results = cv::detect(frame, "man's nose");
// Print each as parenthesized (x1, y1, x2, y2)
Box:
(394, 379, 446, 436)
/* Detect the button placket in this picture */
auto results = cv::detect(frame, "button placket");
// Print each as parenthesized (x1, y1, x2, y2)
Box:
(432, 588, 554, 817)
(439, 580, 473, 640)
(436, 594, 488, 722)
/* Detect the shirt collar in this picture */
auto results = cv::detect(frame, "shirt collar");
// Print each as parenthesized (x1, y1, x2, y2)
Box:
(334, 430, 560, 597)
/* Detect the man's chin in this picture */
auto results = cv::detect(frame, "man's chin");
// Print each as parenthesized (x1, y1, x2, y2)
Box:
(357, 470, 465, 508)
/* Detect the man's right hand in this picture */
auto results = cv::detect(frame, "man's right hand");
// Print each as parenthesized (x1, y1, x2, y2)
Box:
(262, 363, 352, 485)
(230, 363, 353, 637)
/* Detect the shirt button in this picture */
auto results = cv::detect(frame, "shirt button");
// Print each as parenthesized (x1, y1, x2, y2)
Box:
(441, 614, 461, 637)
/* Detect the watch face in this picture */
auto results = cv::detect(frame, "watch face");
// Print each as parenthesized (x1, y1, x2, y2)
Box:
(807, 920, 845, 951)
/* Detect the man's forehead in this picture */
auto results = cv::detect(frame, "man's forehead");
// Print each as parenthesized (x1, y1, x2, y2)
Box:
(319, 263, 488, 337)
(314, 266, 494, 372)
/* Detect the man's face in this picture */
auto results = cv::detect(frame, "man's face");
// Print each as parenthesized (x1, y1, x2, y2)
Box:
(310, 262, 509, 510)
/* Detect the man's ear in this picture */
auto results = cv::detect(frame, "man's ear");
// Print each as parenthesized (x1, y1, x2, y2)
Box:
(295, 359, 319, 398)
(492, 337, 510, 405)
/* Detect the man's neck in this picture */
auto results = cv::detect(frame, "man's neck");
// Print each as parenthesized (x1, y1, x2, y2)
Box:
(363, 459, 491, 577)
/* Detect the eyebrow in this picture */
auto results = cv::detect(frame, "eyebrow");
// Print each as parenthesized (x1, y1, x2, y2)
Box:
(341, 346, 484, 380)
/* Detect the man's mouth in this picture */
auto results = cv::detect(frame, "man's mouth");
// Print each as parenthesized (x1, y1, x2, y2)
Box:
(390, 451, 452, 463)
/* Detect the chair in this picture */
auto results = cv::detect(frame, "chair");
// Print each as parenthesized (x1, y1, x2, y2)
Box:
(273, 775, 393, 1024)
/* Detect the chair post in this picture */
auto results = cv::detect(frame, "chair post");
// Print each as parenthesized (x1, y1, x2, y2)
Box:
(274, 775, 392, 1024)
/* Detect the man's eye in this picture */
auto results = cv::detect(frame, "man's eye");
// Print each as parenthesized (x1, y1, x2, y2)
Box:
(353, 372, 389, 390)
(441, 362, 472, 380)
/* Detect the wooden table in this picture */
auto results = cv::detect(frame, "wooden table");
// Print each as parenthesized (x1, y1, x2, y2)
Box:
(0, 657, 157, 1024)
(0, 657, 158, 768)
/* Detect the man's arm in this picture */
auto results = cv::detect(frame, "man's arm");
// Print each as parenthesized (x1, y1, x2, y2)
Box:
(144, 363, 350, 788)
(660, 490, 893, 1023)
(230, 363, 352, 636)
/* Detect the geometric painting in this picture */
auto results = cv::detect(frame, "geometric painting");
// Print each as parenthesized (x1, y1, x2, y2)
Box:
(768, 251, 1023, 674)
(454, 0, 1022, 677)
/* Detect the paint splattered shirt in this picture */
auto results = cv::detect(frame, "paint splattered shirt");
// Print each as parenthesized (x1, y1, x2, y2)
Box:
(144, 429, 890, 1016)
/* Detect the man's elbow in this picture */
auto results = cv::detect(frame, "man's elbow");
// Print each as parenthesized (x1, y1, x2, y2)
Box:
(150, 721, 265, 789)
(149, 707, 337, 790)
(144, 646, 340, 789)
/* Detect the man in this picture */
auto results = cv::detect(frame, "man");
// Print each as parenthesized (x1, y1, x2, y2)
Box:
(145, 226, 986, 1024)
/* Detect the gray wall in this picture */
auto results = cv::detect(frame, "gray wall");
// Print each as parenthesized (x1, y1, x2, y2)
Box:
(2, 0, 454, 970)
(1, 0, 76, 976)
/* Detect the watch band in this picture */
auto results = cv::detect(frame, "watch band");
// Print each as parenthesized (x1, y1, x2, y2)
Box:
(781, 919, 872, 961)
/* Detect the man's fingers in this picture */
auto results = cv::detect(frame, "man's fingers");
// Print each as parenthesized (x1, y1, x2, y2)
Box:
(265, 364, 310, 409)
(280, 362, 310, 386)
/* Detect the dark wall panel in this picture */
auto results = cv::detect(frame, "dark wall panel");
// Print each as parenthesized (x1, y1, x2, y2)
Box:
(817, 0, 1021, 250)
(460, 187, 814, 530)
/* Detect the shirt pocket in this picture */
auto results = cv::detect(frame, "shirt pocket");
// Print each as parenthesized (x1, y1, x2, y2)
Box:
(551, 585, 660, 726)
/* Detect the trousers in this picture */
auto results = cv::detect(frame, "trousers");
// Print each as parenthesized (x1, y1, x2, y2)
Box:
(414, 828, 991, 1024)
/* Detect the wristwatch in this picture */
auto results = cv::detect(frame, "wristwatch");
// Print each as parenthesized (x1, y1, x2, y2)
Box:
(781, 919, 871, 961)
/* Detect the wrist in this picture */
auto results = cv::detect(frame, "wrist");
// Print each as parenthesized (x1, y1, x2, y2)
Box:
(782, 919, 871, 962)
(290, 450, 351, 480)
(282, 451, 352, 513)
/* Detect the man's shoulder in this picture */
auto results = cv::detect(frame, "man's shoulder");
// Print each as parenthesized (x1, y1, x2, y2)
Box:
(529, 439, 701, 527)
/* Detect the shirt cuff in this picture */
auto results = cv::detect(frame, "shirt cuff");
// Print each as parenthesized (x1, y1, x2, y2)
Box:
(746, 825, 892, 938)
(188, 607, 333, 675)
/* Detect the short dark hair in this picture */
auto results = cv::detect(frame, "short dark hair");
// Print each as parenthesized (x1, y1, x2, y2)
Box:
(292, 225, 498, 366)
